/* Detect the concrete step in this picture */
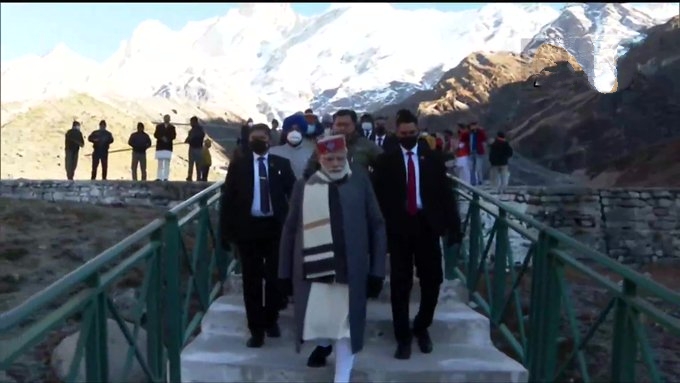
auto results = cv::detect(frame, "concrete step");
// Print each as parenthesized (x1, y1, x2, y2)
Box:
(180, 333, 527, 383)
(201, 294, 491, 346)
(223, 276, 469, 305)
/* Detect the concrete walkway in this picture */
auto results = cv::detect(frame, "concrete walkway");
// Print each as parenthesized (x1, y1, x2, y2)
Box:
(180, 278, 528, 383)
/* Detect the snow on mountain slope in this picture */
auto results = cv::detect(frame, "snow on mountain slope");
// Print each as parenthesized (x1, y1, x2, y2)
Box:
(522, 3, 678, 92)
(1, 43, 99, 102)
(0, 3, 673, 120)
(267, 3, 561, 114)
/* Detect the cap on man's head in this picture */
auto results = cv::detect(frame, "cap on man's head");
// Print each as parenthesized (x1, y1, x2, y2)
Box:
(304, 108, 314, 115)
(316, 134, 347, 155)
(99, 119, 106, 125)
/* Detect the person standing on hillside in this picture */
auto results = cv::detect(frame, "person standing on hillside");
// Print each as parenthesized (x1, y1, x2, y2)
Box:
(488, 131, 514, 193)
(372, 109, 462, 360)
(88, 120, 114, 180)
(198, 138, 212, 182)
(154, 114, 177, 181)
(185, 116, 206, 181)
(303, 109, 383, 179)
(270, 115, 315, 179)
(219, 123, 296, 348)
(468, 121, 488, 186)
(127, 122, 152, 181)
(64, 120, 84, 180)
(278, 134, 386, 382)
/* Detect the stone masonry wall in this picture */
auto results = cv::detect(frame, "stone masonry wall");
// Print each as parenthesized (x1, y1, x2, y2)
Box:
(0, 179, 213, 208)
(0, 180, 678, 262)
(484, 186, 680, 263)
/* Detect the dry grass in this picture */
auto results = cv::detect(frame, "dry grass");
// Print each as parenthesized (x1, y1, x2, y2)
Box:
(0, 94, 230, 181)
(0, 198, 164, 312)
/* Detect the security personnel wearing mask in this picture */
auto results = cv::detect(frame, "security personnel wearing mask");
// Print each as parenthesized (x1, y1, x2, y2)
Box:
(219, 123, 297, 348)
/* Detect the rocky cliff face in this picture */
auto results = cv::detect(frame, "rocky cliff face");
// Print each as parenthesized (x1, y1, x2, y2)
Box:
(375, 16, 680, 187)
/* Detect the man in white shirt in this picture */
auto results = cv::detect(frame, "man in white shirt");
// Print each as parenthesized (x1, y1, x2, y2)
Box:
(219, 123, 297, 348)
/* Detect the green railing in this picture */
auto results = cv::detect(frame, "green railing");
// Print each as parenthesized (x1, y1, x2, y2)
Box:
(444, 177, 680, 382)
(0, 181, 232, 383)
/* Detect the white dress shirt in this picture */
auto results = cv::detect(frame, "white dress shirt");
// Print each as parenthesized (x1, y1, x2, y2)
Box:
(251, 153, 274, 217)
(400, 144, 423, 210)
(375, 134, 386, 147)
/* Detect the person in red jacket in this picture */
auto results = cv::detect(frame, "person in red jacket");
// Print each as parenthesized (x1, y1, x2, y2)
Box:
(468, 122, 487, 186)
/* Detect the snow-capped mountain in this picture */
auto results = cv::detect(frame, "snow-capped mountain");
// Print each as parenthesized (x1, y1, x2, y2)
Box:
(1, 3, 677, 120)
(522, 2, 678, 91)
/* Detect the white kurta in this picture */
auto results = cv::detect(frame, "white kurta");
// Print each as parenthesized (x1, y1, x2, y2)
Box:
(303, 282, 351, 341)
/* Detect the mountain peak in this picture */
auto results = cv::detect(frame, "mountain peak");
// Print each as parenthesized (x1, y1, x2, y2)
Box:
(43, 43, 81, 61)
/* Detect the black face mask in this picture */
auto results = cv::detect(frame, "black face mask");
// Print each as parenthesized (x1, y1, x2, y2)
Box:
(249, 140, 269, 155)
(398, 136, 418, 150)
(374, 125, 386, 135)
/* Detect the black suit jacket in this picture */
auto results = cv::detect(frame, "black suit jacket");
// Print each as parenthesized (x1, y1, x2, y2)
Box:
(372, 142, 461, 237)
(220, 152, 296, 243)
(369, 132, 399, 152)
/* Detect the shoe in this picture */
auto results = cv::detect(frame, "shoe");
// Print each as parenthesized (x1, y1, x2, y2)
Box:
(246, 333, 264, 348)
(266, 323, 281, 338)
(307, 345, 333, 367)
(414, 329, 433, 354)
(394, 342, 411, 360)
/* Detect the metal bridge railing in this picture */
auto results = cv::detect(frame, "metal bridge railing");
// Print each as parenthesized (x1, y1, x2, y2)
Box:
(445, 176, 680, 383)
(2, 176, 679, 382)
(0, 180, 232, 383)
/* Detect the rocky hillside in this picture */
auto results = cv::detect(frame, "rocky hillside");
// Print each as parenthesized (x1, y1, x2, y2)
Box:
(375, 16, 680, 187)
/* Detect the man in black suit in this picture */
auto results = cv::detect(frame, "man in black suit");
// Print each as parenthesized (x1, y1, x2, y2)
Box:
(220, 123, 297, 348)
(372, 109, 462, 360)
(369, 116, 399, 152)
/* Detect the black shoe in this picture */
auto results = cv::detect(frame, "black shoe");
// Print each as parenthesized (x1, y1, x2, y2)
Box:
(414, 329, 433, 354)
(307, 345, 333, 368)
(394, 342, 411, 360)
(246, 333, 264, 348)
(266, 323, 281, 338)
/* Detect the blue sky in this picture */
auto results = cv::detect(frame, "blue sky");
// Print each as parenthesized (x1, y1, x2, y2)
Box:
(1, 2, 567, 63)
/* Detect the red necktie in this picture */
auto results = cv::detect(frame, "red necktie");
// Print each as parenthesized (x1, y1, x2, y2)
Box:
(407, 151, 417, 215)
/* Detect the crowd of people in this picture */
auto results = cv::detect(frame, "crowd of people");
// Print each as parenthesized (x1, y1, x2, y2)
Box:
(64, 108, 513, 192)
(63, 105, 516, 381)
(63, 114, 213, 182)
(220, 107, 471, 382)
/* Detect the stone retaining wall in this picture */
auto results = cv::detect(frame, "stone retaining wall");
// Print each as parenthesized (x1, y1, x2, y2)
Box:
(0, 179, 213, 208)
(482, 186, 680, 263)
(1, 180, 678, 262)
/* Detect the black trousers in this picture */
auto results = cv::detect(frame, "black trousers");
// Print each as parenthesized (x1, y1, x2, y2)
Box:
(91, 151, 108, 180)
(389, 212, 443, 344)
(198, 166, 210, 182)
(236, 217, 282, 336)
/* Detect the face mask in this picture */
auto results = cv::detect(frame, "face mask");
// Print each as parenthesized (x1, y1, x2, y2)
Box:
(247, 122, 253, 127)
(399, 136, 418, 150)
(74, 125, 80, 131)
(361, 122, 372, 131)
(249, 139, 268, 155)
(287, 131, 302, 146)
(374, 125, 386, 135)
